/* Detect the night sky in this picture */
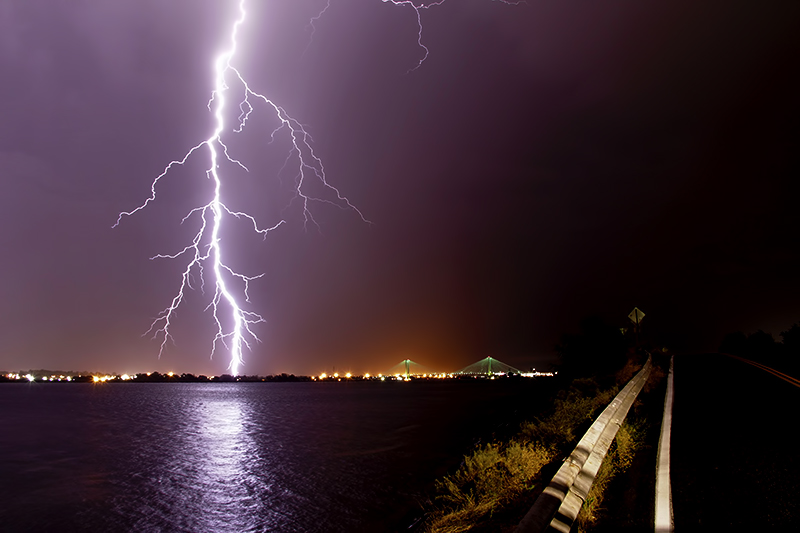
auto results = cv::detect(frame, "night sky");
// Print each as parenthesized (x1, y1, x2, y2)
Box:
(1, 0, 798, 376)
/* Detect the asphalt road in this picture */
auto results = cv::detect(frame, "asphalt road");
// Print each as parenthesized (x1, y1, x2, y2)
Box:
(670, 352, 800, 529)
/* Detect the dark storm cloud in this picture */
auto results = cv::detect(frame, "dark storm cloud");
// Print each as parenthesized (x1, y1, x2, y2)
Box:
(1, 0, 798, 375)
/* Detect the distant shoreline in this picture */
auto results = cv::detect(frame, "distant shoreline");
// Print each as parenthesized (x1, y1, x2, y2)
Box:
(2, 371, 552, 384)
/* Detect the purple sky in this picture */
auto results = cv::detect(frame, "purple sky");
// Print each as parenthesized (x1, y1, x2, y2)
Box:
(1, 0, 798, 376)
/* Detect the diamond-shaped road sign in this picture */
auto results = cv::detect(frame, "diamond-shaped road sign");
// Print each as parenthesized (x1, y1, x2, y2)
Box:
(628, 307, 645, 325)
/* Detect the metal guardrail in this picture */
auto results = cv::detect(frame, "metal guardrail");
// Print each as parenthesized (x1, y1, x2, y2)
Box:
(654, 355, 674, 532)
(515, 357, 653, 533)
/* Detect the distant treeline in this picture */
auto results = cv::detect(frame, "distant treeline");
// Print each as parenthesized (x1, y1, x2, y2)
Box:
(719, 323, 800, 374)
(131, 372, 315, 382)
(556, 316, 639, 378)
(0, 372, 314, 383)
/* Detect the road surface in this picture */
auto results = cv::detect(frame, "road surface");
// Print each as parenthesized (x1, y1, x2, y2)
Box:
(670, 352, 800, 528)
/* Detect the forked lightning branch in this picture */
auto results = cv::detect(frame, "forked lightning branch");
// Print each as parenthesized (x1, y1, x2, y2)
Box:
(114, 0, 371, 376)
(115, 0, 515, 375)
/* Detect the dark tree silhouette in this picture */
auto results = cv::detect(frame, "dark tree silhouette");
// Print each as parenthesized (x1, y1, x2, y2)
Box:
(780, 323, 800, 354)
(556, 316, 628, 377)
(719, 331, 748, 355)
(779, 323, 800, 374)
(745, 329, 778, 359)
(719, 330, 778, 359)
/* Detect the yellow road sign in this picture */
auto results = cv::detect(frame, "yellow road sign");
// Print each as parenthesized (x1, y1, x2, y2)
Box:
(628, 307, 645, 325)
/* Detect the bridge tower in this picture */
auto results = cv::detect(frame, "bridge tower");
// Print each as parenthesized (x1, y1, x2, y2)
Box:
(455, 356, 521, 376)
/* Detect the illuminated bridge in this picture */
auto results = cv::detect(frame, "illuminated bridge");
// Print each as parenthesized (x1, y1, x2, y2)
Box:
(455, 356, 521, 376)
(386, 359, 436, 379)
(384, 356, 523, 379)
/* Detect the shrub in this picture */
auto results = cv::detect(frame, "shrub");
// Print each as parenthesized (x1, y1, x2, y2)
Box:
(427, 441, 553, 533)
(518, 378, 618, 451)
(425, 377, 622, 532)
(576, 418, 646, 531)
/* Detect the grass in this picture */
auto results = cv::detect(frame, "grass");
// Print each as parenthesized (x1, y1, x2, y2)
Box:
(518, 378, 619, 453)
(576, 417, 647, 532)
(426, 442, 554, 533)
(422, 376, 622, 533)
(574, 353, 665, 530)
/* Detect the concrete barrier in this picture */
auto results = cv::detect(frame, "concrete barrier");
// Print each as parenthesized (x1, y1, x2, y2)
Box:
(654, 355, 674, 532)
(515, 357, 653, 533)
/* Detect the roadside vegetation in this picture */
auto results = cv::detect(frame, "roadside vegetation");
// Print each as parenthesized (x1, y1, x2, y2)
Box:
(422, 375, 626, 532)
(575, 417, 646, 531)
(420, 316, 665, 532)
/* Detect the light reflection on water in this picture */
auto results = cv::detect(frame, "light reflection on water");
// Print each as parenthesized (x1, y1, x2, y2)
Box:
(163, 390, 270, 532)
(194, 396, 263, 523)
(0, 380, 543, 532)
(113, 387, 291, 532)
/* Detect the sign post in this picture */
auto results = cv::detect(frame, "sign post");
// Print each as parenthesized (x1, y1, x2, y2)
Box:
(628, 307, 645, 346)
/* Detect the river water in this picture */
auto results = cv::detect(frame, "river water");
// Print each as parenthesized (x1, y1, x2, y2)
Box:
(0, 379, 547, 532)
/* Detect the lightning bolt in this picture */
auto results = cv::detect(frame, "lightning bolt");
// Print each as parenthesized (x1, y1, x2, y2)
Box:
(116, 0, 518, 376)
(382, 0, 449, 71)
(309, 1, 524, 72)
(380, 0, 524, 71)
(115, 0, 368, 376)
